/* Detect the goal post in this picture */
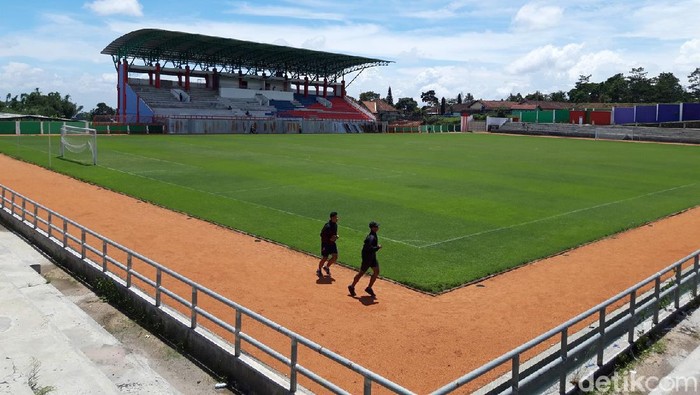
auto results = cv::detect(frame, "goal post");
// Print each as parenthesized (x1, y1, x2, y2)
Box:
(60, 124, 97, 165)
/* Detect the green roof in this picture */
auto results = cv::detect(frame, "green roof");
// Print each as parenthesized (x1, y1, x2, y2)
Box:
(102, 28, 392, 81)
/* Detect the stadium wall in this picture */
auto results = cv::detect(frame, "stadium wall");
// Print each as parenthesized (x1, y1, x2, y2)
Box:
(494, 122, 700, 144)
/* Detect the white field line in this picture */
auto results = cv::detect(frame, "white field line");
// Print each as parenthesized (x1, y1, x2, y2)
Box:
(419, 182, 699, 249)
(100, 165, 416, 247)
(107, 150, 203, 169)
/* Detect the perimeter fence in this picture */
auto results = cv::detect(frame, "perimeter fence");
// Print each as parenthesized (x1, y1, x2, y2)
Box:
(1, 182, 698, 394)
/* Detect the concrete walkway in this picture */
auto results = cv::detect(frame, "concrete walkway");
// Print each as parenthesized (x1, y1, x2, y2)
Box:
(0, 223, 180, 395)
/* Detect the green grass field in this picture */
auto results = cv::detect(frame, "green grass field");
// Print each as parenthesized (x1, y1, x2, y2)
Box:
(1, 133, 699, 292)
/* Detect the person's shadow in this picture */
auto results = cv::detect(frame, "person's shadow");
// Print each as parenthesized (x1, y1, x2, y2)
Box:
(356, 295, 378, 306)
(315, 276, 335, 285)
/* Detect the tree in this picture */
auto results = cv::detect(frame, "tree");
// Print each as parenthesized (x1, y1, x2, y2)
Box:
(89, 102, 116, 120)
(688, 68, 700, 101)
(627, 67, 652, 103)
(385, 87, 394, 106)
(440, 97, 446, 115)
(359, 91, 380, 101)
(548, 91, 568, 102)
(420, 90, 439, 107)
(600, 73, 628, 103)
(525, 91, 545, 101)
(457, 93, 462, 104)
(506, 93, 523, 102)
(568, 75, 601, 103)
(0, 88, 82, 118)
(653, 72, 685, 102)
(394, 97, 419, 114)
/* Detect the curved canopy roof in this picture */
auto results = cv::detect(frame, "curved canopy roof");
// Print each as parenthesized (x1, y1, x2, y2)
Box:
(102, 28, 392, 81)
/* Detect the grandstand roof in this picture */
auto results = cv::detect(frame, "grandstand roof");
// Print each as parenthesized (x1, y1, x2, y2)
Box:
(102, 28, 392, 81)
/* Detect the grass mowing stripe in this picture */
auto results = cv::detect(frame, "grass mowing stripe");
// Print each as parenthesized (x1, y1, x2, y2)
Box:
(420, 182, 699, 248)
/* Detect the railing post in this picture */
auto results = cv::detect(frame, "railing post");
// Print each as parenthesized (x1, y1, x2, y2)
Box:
(191, 285, 197, 329)
(234, 310, 242, 357)
(364, 376, 372, 395)
(290, 338, 298, 393)
(0, 187, 4, 209)
(155, 268, 162, 307)
(126, 253, 133, 288)
(62, 218, 68, 247)
(10, 192, 16, 216)
(693, 255, 699, 298)
(628, 290, 636, 344)
(597, 308, 606, 367)
(80, 228, 86, 258)
(675, 265, 682, 309)
(511, 354, 520, 393)
(21, 198, 26, 222)
(560, 328, 568, 394)
(32, 205, 38, 228)
(654, 277, 661, 325)
(47, 212, 52, 239)
(102, 240, 108, 272)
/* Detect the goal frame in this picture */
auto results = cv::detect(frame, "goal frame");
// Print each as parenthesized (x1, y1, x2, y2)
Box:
(60, 124, 97, 165)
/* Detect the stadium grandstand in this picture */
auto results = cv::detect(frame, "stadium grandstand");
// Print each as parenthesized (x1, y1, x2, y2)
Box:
(100, 29, 392, 134)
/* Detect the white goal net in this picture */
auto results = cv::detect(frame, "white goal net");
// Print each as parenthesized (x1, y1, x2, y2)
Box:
(60, 125, 97, 165)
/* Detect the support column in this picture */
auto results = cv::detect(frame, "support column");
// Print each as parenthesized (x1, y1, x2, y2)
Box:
(341, 80, 346, 98)
(185, 65, 191, 91)
(155, 62, 161, 89)
(121, 59, 129, 123)
(177, 68, 183, 87)
(304, 76, 309, 97)
(323, 78, 328, 98)
(148, 70, 153, 86)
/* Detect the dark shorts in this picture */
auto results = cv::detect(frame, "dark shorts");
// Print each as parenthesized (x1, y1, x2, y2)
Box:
(321, 243, 338, 257)
(360, 258, 379, 272)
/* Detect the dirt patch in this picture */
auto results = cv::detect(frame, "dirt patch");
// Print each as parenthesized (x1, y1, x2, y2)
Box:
(1, 153, 699, 394)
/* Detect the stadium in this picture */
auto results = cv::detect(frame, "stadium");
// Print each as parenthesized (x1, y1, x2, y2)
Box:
(0, 28, 699, 394)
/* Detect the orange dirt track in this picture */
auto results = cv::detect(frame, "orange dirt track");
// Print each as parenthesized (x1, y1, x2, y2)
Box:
(1, 153, 699, 394)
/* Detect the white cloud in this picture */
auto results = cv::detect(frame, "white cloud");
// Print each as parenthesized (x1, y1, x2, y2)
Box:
(84, 0, 143, 17)
(227, 4, 342, 21)
(676, 39, 700, 65)
(512, 3, 564, 31)
(0, 63, 45, 91)
(508, 43, 584, 75)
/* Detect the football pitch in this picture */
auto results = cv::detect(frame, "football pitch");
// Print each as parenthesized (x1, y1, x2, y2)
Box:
(1, 133, 699, 292)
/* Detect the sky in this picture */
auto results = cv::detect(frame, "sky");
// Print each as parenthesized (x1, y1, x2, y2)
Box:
(1, 0, 700, 111)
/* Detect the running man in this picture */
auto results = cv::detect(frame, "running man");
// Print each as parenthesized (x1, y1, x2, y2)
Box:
(348, 221, 382, 297)
(317, 211, 339, 277)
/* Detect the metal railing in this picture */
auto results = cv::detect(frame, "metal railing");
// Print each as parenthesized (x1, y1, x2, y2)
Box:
(0, 184, 413, 395)
(432, 248, 700, 394)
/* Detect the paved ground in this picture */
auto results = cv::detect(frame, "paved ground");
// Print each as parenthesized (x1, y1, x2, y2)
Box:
(0, 223, 235, 395)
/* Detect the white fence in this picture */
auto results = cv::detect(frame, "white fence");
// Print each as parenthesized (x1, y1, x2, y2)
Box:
(1, 182, 698, 394)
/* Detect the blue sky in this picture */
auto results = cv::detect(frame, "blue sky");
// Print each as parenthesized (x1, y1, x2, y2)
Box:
(1, 0, 700, 111)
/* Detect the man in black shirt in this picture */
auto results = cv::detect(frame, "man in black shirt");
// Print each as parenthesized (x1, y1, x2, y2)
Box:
(317, 211, 339, 277)
(348, 221, 382, 297)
